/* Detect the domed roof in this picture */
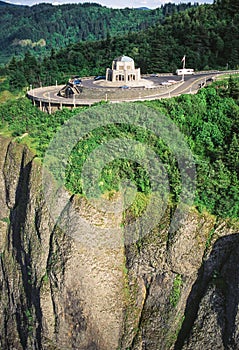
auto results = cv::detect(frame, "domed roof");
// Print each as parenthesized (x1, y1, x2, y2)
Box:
(114, 55, 134, 62)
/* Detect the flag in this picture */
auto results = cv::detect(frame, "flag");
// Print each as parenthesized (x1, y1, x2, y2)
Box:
(181, 55, 186, 62)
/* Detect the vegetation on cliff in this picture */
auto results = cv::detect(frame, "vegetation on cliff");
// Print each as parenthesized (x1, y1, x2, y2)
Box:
(0, 78, 239, 220)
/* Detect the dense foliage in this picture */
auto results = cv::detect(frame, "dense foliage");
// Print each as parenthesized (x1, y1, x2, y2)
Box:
(0, 1, 195, 64)
(1, 78, 239, 220)
(3, 0, 239, 90)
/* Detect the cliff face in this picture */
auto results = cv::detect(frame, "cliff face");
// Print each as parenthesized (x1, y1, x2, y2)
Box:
(0, 136, 238, 350)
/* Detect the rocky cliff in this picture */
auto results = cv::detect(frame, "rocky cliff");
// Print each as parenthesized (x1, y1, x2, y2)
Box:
(0, 136, 238, 350)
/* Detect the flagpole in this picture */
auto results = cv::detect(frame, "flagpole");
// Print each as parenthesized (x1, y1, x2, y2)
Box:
(182, 55, 186, 81)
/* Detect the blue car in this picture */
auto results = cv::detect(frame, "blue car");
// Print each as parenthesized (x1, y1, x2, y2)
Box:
(94, 75, 106, 80)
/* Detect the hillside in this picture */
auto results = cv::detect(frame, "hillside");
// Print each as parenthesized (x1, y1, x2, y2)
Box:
(0, 0, 21, 5)
(0, 1, 195, 65)
(3, 0, 239, 89)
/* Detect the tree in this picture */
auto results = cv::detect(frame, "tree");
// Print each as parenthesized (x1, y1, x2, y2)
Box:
(228, 76, 239, 100)
(226, 133, 239, 173)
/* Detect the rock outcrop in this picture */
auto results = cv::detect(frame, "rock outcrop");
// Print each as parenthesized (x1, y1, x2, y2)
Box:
(0, 136, 238, 350)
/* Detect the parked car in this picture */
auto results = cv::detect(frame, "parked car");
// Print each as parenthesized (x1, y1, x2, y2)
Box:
(94, 75, 106, 80)
(160, 81, 172, 86)
(69, 76, 82, 85)
(167, 80, 177, 84)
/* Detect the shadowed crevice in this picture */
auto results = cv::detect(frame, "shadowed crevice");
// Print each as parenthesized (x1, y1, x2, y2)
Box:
(174, 233, 239, 350)
(9, 148, 43, 350)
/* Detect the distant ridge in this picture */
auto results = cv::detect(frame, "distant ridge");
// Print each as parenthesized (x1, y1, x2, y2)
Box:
(0, 1, 164, 64)
(0, 1, 24, 6)
(0, 1, 197, 64)
(136, 7, 150, 10)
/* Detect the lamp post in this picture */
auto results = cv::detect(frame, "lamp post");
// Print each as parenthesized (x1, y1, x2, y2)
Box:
(48, 92, 51, 114)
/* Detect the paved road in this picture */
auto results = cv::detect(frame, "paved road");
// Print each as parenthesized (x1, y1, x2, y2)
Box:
(27, 71, 238, 106)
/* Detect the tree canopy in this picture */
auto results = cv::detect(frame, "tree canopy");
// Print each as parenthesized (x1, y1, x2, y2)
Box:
(0, 1, 196, 65)
(3, 0, 239, 89)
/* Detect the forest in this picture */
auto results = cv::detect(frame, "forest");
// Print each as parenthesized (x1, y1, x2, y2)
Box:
(0, 1, 195, 64)
(2, 0, 239, 90)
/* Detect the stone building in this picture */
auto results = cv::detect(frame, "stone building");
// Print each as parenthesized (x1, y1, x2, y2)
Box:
(106, 56, 141, 83)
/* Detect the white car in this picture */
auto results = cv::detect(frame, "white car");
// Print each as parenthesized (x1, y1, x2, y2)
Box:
(160, 81, 172, 86)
